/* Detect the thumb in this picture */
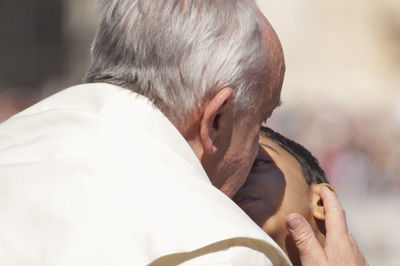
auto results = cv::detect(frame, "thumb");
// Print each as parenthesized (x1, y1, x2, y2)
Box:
(286, 213, 327, 266)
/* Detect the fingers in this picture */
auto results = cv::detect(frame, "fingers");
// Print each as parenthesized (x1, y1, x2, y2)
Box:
(320, 186, 348, 237)
(286, 213, 327, 266)
(286, 187, 369, 266)
(320, 187, 369, 266)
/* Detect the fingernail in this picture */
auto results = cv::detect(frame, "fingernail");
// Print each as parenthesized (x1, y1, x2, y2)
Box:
(321, 185, 335, 194)
(287, 216, 302, 230)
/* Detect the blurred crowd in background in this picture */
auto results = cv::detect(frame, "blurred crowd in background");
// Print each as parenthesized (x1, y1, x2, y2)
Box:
(270, 104, 400, 193)
(1, 0, 399, 265)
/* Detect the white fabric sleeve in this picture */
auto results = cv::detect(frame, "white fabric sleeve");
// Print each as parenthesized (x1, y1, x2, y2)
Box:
(178, 246, 274, 266)
(148, 238, 290, 266)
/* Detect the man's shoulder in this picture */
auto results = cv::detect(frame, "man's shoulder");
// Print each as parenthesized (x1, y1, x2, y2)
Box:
(0, 82, 157, 164)
(4, 83, 136, 117)
(0, 82, 290, 265)
(0, 144, 290, 265)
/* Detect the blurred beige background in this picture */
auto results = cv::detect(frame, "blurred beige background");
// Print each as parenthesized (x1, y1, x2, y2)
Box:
(1, 1, 399, 265)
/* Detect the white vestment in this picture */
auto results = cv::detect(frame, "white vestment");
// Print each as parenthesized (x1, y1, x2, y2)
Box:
(0, 83, 290, 265)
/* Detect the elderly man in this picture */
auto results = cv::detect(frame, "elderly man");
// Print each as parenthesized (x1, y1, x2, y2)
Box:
(0, 0, 366, 265)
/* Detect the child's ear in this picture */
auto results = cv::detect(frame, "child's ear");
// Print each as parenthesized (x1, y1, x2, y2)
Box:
(311, 183, 333, 220)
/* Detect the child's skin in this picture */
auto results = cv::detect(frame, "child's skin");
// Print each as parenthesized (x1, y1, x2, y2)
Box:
(233, 133, 330, 265)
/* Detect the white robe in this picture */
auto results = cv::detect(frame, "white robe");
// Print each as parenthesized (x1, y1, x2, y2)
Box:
(0, 83, 290, 265)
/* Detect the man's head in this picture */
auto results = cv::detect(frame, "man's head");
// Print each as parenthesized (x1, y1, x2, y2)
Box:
(234, 127, 330, 264)
(86, 0, 285, 197)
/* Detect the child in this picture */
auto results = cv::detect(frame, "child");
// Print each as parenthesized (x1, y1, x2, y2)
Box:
(233, 126, 331, 265)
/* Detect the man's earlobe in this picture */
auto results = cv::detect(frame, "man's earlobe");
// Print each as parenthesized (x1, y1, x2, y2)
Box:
(311, 183, 332, 220)
(199, 87, 233, 155)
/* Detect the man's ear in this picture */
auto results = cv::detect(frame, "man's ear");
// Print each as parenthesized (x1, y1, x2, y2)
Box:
(311, 183, 333, 220)
(200, 87, 234, 155)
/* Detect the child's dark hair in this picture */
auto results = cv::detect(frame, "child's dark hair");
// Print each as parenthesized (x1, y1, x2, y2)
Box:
(260, 126, 328, 185)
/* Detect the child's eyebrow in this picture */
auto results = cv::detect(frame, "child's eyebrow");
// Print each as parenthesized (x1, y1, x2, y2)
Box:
(260, 143, 278, 154)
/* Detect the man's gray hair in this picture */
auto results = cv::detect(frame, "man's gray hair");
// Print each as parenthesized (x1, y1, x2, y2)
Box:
(86, 0, 268, 122)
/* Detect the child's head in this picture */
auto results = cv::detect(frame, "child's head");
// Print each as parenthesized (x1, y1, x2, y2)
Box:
(233, 126, 330, 264)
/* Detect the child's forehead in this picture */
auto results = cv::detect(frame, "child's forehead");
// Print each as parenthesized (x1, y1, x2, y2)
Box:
(259, 134, 300, 165)
(258, 134, 308, 184)
(259, 134, 281, 151)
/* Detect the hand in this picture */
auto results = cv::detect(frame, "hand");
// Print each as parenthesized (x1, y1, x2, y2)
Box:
(285, 186, 368, 266)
